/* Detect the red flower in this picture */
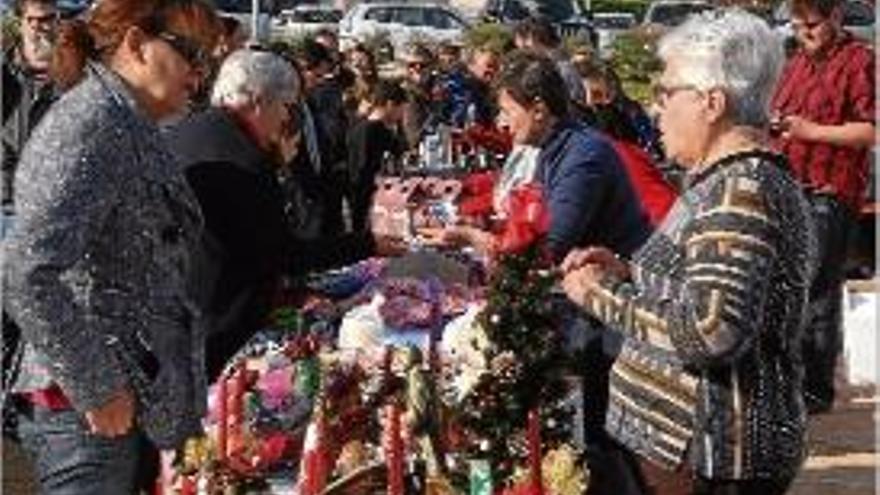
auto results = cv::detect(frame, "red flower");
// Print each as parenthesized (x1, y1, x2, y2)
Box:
(495, 183, 550, 254)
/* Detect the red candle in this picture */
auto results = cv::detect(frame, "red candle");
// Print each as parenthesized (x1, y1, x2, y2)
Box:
(217, 375, 228, 463)
(299, 412, 328, 495)
(527, 408, 543, 495)
(383, 404, 405, 495)
(228, 364, 246, 459)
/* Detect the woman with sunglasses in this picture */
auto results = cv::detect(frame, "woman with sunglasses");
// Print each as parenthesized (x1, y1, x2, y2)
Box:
(4, 0, 221, 492)
(560, 9, 816, 495)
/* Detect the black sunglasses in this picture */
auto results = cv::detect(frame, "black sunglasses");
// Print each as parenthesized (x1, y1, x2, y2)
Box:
(157, 32, 207, 70)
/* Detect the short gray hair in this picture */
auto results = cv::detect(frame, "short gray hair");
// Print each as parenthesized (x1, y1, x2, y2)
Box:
(657, 8, 783, 127)
(211, 49, 301, 108)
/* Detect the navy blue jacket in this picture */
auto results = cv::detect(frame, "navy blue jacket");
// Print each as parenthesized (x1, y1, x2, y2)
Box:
(538, 120, 652, 261)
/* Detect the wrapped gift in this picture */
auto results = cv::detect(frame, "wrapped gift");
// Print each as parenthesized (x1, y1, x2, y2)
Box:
(371, 177, 425, 240)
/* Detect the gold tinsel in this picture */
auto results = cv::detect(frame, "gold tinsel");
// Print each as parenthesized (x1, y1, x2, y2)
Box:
(541, 444, 589, 495)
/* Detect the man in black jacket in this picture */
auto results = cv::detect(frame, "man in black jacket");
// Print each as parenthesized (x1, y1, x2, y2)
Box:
(2, 0, 59, 213)
(166, 49, 382, 379)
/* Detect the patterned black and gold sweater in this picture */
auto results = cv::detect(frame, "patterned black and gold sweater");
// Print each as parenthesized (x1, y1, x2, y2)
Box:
(580, 150, 816, 480)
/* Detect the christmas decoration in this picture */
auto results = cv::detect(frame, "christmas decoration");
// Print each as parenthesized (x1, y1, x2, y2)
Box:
(454, 182, 573, 485)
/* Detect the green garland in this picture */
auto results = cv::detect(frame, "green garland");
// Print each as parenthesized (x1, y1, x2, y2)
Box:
(456, 242, 573, 485)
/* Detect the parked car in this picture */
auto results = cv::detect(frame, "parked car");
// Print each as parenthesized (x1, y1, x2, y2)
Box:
(642, 0, 714, 28)
(773, 0, 874, 47)
(271, 4, 343, 40)
(593, 11, 637, 57)
(339, 2, 470, 57)
(482, 0, 576, 23)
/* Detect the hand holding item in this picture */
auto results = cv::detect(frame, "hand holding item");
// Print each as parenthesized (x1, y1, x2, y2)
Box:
(561, 246, 629, 280)
(560, 264, 606, 308)
(779, 114, 818, 142)
(85, 386, 136, 437)
(415, 226, 469, 248)
(415, 225, 495, 256)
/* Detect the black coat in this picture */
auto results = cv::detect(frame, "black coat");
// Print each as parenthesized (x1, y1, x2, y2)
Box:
(167, 108, 373, 379)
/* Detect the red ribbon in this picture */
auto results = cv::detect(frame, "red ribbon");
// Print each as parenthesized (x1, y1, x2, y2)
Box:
(496, 183, 550, 254)
(459, 171, 498, 218)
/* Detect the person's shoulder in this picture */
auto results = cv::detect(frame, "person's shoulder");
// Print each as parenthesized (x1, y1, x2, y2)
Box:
(27, 78, 127, 157)
(839, 34, 874, 58)
(567, 121, 618, 156)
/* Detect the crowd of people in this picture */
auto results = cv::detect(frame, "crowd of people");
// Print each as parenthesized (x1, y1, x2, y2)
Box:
(0, 0, 874, 493)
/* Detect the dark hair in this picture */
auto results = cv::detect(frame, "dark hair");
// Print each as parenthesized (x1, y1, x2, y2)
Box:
(220, 15, 241, 38)
(573, 58, 604, 81)
(496, 51, 569, 118)
(370, 79, 407, 106)
(13, 0, 56, 17)
(296, 37, 332, 70)
(513, 16, 560, 48)
(51, 0, 221, 89)
(791, 0, 841, 18)
(405, 42, 435, 64)
(349, 43, 376, 66)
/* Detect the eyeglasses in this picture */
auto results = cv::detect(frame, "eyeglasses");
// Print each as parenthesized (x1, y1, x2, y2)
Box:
(156, 32, 207, 71)
(651, 81, 700, 107)
(408, 61, 426, 70)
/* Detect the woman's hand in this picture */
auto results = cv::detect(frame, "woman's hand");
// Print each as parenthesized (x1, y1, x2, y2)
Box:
(416, 225, 495, 256)
(85, 387, 136, 437)
(561, 246, 629, 279)
(561, 264, 605, 307)
(416, 226, 469, 248)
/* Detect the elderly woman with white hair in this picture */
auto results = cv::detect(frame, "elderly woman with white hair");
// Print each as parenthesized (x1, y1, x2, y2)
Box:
(560, 9, 816, 495)
(166, 49, 382, 379)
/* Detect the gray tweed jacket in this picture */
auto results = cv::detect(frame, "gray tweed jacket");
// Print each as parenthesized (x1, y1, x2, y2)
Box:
(5, 63, 206, 448)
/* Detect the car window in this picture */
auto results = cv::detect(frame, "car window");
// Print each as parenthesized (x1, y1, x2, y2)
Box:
(426, 8, 465, 29)
(292, 9, 342, 23)
(216, 0, 271, 14)
(392, 6, 426, 26)
(844, 1, 874, 26)
(648, 3, 713, 26)
(595, 14, 636, 29)
(364, 7, 393, 22)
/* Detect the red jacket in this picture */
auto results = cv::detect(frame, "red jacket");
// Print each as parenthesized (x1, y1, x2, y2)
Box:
(611, 139, 676, 226)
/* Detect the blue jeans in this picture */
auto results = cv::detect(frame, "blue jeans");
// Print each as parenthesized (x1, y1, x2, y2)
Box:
(15, 405, 144, 495)
(802, 194, 851, 412)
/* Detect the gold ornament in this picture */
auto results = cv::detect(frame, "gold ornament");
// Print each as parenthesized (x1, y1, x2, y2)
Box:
(541, 444, 589, 495)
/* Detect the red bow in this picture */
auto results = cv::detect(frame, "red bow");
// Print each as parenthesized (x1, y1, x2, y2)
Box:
(496, 183, 550, 254)
(458, 171, 498, 218)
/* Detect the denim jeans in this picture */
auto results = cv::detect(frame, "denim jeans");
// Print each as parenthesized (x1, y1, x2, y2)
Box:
(802, 194, 851, 412)
(15, 405, 144, 495)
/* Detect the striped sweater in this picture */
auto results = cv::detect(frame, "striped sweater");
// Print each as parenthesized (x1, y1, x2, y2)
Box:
(580, 150, 816, 480)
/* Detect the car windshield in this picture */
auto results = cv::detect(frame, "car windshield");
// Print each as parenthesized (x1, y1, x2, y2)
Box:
(649, 3, 712, 25)
(292, 9, 342, 23)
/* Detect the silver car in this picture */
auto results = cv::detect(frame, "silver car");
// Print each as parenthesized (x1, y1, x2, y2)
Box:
(339, 2, 469, 56)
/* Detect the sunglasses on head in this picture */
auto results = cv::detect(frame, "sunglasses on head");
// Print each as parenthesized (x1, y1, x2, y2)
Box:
(157, 32, 207, 70)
